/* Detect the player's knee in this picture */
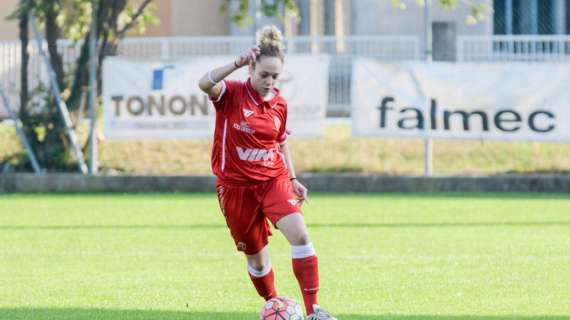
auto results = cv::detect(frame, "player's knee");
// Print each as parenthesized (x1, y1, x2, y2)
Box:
(246, 253, 270, 272)
(248, 260, 268, 272)
(290, 232, 310, 246)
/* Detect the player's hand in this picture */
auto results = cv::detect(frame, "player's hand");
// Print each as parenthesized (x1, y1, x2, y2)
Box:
(235, 47, 260, 68)
(292, 179, 309, 205)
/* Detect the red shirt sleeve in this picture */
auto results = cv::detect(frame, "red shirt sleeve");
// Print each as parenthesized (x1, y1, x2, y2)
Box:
(210, 80, 241, 114)
(277, 102, 290, 145)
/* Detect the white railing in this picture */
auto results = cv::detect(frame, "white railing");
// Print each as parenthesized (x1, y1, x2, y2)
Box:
(458, 35, 570, 62)
(5, 34, 570, 117)
(0, 36, 420, 117)
(0, 41, 48, 110)
(117, 35, 420, 60)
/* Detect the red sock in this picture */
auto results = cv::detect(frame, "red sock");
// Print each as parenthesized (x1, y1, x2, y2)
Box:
(249, 269, 277, 301)
(292, 255, 319, 315)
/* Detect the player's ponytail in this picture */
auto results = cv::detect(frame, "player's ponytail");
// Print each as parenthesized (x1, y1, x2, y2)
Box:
(256, 25, 284, 62)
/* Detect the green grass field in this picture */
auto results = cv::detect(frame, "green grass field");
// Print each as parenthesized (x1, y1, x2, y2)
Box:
(1, 193, 570, 320)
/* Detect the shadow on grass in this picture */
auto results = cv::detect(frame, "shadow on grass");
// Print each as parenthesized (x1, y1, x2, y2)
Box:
(1, 309, 569, 320)
(1, 221, 570, 230)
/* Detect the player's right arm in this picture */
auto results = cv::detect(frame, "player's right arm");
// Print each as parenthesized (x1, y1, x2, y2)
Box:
(198, 47, 260, 98)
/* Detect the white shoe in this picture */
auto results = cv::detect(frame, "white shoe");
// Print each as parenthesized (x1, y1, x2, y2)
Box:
(307, 304, 337, 320)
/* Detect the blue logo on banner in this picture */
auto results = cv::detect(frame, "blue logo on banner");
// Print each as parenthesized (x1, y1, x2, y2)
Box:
(152, 65, 174, 90)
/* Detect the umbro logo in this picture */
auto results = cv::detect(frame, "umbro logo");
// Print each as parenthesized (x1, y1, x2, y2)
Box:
(243, 109, 254, 118)
(287, 199, 299, 206)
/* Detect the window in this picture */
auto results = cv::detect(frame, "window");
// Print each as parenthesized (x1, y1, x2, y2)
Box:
(511, 0, 523, 35)
(492, 0, 570, 56)
(494, 0, 506, 34)
(538, 0, 554, 34)
(566, 0, 570, 34)
(493, 0, 560, 35)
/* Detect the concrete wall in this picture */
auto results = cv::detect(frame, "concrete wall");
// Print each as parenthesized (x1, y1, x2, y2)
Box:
(107, 0, 230, 37)
(0, 0, 230, 41)
(170, 0, 228, 36)
(0, 0, 20, 40)
(128, 0, 173, 37)
(352, 1, 492, 35)
(1, 174, 569, 193)
(351, 0, 493, 57)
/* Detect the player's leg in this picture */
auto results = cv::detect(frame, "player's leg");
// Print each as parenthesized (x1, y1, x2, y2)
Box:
(276, 213, 320, 315)
(245, 245, 278, 300)
(277, 214, 337, 320)
(261, 178, 320, 315)
(216, 183, 277, 301)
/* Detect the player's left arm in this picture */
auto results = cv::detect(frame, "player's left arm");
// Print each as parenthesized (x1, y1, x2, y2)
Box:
(281, 142, 308, 203)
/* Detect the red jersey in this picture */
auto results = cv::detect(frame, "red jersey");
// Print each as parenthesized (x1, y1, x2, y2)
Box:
(211, 78, 289, 185)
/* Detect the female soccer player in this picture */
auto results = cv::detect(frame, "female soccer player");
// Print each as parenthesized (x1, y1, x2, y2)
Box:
(198, 25, 336, 320)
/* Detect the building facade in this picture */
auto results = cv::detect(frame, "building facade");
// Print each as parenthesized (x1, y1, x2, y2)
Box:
(0, 0, 20, 41)
(0, 0, 568, 60)
(493, 0, 569, 35)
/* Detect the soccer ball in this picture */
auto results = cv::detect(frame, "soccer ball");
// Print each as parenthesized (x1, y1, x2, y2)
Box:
(260, 297, 304, 320)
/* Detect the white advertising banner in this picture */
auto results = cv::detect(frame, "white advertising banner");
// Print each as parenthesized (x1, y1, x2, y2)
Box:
(352, 58, 570, 143)
(103, 55, 328, 140)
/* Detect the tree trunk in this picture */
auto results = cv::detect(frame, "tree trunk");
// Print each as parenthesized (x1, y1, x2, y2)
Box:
(65, 0, 123, 111)
(65, 31, 91, 112)
(45, 0, 65, 89)
(96, 0, 127, 94)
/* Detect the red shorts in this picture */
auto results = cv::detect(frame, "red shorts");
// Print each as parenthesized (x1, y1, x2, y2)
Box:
(216, 177, 302, 255)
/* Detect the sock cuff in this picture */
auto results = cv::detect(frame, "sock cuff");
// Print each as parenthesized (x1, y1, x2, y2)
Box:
(247, 261, 272, 278)
(291, 243, 316, 259)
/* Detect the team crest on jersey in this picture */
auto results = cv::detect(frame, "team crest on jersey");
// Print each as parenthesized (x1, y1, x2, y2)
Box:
(273, 116, 281, 130)
(243, 108, 254, 118)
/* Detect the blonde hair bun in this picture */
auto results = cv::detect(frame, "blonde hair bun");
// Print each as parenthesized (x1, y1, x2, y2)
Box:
(256, 25, 283, 50)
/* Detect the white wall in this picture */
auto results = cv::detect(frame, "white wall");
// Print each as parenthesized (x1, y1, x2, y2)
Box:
(0, 0, 20, 40)
(351, 0, 493, 57)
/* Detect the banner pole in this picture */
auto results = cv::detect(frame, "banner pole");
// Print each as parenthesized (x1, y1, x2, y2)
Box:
(0, 86, 42, 175)
(424, 0, 434, 176)
(88, 0, 98, 174)
(29, 13, 88, 174)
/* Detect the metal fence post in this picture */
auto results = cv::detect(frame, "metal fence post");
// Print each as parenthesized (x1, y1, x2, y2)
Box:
(423, 0, 434, 177)
(29, 13, 88, 174)
(0, 86, 42, 175)
(88, 0, 98, 174)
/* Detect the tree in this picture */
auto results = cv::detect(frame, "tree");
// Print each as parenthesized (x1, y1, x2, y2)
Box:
(226, 0, 491, 28)
(392, 0, 492, 24)
(10, 0, 157, 171)
(222, 0, 300, 29)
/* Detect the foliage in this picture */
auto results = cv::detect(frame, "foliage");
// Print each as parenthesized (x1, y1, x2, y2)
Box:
(221, 0, 300, 28)
(9, 0, 157, 172)
(226, 0, 492, 28)
(391, 0, 493, 24)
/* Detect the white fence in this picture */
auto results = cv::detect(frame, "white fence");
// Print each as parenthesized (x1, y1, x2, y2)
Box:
(458, 35, 570, 62)
(117, 36, 420, 116)
(0, 41, 46, 109)
(0, 36, 419, 118)
(117, 35, 420, 59)
(4, 35, 570, 118)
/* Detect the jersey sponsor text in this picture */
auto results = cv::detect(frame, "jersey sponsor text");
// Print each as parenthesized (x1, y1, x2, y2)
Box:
(236, 146, 276, 162)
